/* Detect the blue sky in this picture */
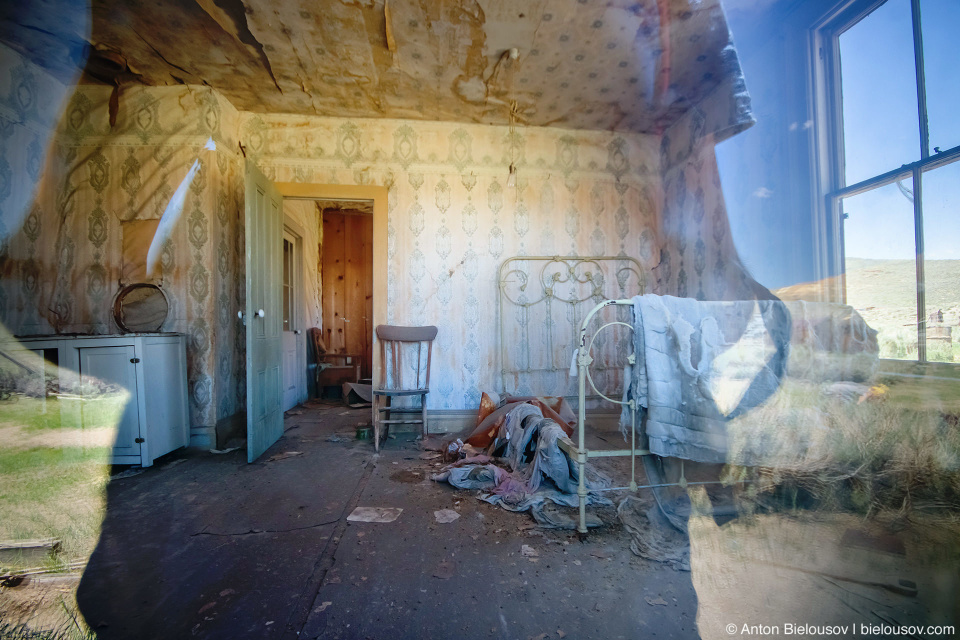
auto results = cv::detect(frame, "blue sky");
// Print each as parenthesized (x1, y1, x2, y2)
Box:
(840, 0, 960, 261)
(716, 0, 959, 288)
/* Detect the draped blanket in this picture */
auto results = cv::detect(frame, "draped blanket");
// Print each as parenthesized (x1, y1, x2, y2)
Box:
(620, 295, 879, 464)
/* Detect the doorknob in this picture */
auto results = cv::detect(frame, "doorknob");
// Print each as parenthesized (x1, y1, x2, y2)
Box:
(294, 329, 302, 335)
(237, 310, 244, 319)
(257, 309, 265, 318)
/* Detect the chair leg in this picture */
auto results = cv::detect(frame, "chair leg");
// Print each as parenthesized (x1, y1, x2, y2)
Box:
(421, 393, 428, 439)
(384, 396, 392, 443)
(373, 393, 381, 453)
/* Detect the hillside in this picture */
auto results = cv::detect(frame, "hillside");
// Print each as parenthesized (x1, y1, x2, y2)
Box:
(775, 258, 960, 361)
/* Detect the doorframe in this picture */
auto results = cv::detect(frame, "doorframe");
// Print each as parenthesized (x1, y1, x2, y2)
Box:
(275, 184, 387, 401)
(282, 215, 307, 406)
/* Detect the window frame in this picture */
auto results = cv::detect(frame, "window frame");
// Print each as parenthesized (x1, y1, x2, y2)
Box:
(813, 0, 960, 363)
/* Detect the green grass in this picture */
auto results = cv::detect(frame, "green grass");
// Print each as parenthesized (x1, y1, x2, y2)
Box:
(846, 257, 960, 363)
(0, 394, 129, 433)
(0, 397, 66, 432)
(0, 393, 116, 569)
(0, 445, 110, 565)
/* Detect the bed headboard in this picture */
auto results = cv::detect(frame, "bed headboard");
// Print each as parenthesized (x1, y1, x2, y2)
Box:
(497, 255, 646, 401)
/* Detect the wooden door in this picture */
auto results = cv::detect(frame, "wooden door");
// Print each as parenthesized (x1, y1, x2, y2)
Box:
(321, 210, 373, 380)
(245, 161, 284, 463)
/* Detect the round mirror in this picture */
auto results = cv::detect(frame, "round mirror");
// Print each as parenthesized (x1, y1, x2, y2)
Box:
(113, 283, 169, 333)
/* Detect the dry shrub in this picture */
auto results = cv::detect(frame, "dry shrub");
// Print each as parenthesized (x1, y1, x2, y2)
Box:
(723, 380, 960, 514)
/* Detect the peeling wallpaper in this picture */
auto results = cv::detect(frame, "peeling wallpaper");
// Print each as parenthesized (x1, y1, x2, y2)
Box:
(84, 0, 744, 135)
(0, 77, 246, 436)
(242, 112, 663, 409)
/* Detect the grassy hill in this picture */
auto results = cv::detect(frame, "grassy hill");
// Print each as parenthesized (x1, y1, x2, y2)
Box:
(845, 258, 960, 361)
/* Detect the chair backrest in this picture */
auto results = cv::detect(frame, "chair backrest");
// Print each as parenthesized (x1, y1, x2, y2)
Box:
(376, 325, 438, 391)
(308, 327, 327, 362)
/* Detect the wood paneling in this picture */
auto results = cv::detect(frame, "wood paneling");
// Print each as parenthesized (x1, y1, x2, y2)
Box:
(322, 210, 373, 379)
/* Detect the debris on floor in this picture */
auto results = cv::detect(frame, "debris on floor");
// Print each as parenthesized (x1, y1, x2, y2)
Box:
(432, 396, 610, 522)
(432, 559, 456, 579)
(434, 509, 460, 523)
(267, 451, 303, 462)
(342, 382, 373, 408)
(531, 502, 602, 530)
(208, 446, 240, 455)
(110, 467, 146, 479)
(346, 507, 403, 523)
(618, 495, 691, 571)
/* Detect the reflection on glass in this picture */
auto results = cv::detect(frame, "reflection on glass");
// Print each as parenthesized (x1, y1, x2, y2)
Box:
(842, 179, 918, 359)
(921, 0, 960, 155)
(921, 162, 960, 362)
(839, 0, 920, 185)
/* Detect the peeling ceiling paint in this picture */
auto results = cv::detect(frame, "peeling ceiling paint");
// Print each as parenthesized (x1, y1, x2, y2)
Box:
(3, 0, 743, 134)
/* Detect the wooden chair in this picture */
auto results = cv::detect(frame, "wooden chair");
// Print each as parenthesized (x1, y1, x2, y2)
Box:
(307, 328, 361, 394)
(373, 325, 438, 451)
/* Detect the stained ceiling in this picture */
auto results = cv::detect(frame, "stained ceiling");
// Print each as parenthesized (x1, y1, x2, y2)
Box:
(1, 0, 742, 134)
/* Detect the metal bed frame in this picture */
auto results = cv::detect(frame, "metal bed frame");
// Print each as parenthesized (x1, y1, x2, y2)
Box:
(497, 256, 645, 401)
(557, 299, 735, 535)
(497, 257, 734, 534)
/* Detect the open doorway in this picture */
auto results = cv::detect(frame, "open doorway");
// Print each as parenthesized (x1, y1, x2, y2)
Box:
(281, 195, 376, 402)
(318, 200, 374, 383)
(275, 183, 387, 422)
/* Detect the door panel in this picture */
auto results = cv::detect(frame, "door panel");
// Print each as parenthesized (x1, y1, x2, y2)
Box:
(245, 161, 284, 463)
(79, 346, 140, 457)
(321, 210, 373, 379)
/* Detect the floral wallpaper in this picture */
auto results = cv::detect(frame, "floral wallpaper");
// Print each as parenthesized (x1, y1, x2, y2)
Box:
(0, 43, 71, 334)
(656, 78, 758, 302)
(0, 71, 246, 441)
(241, 113, 663, 410)
(0, 19, 759, 425)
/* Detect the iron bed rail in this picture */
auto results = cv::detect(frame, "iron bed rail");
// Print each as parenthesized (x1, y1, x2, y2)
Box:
(558, 298, 734, 534)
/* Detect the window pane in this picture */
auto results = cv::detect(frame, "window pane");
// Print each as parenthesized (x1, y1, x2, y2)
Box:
(921, 161, 960, 362)
(842, 179, 918, 360)
(839, 0, 920, 185)
(921, 0, 960, 154)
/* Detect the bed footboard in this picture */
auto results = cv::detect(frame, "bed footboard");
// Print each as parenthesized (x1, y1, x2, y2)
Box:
(569, 299, 737, 534)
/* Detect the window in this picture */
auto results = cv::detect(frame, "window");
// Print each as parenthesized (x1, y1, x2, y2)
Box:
(819, 0, 960, 363)
(282, 236, 294, 331)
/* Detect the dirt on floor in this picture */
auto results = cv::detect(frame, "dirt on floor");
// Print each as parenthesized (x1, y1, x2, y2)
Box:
(3, 404, 959, 639)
